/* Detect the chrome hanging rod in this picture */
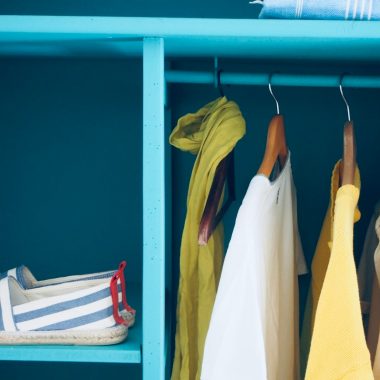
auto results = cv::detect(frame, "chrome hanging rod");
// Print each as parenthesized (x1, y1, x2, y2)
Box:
(165, 70, 380, 88)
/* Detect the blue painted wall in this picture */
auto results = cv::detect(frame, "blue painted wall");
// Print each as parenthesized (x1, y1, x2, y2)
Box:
(0, 0, 260, 18)
(1, 362, 142, 380)
(0, 58, 143, 379)
(0, 58, 142, 283)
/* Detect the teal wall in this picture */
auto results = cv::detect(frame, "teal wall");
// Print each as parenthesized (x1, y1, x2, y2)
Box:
(0, 58, 142, 283)
(1, 362, 141, 380)
(0, 58, 143, 379)
(0, 0, 260, 18)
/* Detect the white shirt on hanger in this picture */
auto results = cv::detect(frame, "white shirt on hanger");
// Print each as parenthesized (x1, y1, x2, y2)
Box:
(201, 152, 307, 380)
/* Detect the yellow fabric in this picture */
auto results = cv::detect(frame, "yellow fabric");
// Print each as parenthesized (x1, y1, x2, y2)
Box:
(300, 161, 360, 375)
(305, 179, 373, 379)
(170, 97, 246, 380)
(368, 216, 380, 379)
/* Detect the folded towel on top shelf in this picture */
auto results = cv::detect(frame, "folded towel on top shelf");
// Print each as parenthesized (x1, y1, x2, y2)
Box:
(252, 0, 380, 20)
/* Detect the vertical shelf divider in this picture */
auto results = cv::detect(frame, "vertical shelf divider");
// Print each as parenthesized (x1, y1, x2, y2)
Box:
(164, 104, 173, 380)
(143, 37, 166, 380)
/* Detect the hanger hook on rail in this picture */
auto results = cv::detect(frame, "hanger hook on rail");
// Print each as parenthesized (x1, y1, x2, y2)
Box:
(217, 69, 224, 97)
(339, 74, 351, 122)
(214, 57, 224, 97)
(268, 74, 280, 115)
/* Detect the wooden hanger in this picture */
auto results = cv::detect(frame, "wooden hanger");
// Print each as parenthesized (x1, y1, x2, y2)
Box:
(198, 65, 235, 246)
(257, 114, 288, 177)
(340, 121, 356, 186)
(339, 80, 356, 186)
(257, 79, 288, 178)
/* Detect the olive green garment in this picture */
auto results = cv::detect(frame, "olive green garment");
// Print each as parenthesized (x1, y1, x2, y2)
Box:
(170, 97, 246, 380)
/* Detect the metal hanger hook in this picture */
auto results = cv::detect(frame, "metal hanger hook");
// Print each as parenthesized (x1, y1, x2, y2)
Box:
(217, 69, 224, 97)
(214, 57, 224, 97)
(268, 74, 280, 115)
(339, 75, 351, 121)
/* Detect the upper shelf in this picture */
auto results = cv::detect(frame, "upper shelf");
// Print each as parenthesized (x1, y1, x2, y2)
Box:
(0, 16, 380, 61)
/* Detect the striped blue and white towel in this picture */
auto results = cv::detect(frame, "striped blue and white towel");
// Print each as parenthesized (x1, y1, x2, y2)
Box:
(252, 0, 380, 20)
(0, 276, 124, 332)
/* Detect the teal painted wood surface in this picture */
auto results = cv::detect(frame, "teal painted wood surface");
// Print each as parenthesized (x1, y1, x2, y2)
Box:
(0, 284, 141, 363)
(143, 37, 166, 380)
(0, 337, 140, 363)
(166, 71, 380, 88)
(0, 16, 380, 60)
(164, 107, 173, 380)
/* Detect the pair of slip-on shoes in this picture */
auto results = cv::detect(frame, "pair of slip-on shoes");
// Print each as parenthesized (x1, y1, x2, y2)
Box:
(0, 261, 135, 345)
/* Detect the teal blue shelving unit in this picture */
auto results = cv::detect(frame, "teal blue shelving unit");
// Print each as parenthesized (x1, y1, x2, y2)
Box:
(0, 15, 380, 380)
(0, 332, 141, 363)
(0, 16, 380, 60)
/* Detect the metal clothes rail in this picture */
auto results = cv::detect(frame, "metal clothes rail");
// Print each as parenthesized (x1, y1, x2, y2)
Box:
(165, 71, 380, 88)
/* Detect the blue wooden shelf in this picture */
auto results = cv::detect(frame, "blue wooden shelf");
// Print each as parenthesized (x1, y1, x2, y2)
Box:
(0, 16, 380, 60)
(0, 284, 141, 364)
(1, 15, 379, 378)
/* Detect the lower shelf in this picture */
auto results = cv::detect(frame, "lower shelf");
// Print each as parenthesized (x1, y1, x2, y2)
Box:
(0, 284, 141, 364)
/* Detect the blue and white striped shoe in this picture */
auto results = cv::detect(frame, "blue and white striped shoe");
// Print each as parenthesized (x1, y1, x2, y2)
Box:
(0, 263, 130, 345)
(1, 263, 136, 327)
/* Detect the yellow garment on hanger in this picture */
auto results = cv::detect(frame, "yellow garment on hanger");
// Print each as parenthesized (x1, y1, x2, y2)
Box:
(305, 167, 374, 379)
(170, 97, 246, 380)
(301, 161, 342, 374)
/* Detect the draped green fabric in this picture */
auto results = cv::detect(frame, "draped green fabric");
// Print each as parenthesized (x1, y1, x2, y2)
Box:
(170, 97, 246, 380)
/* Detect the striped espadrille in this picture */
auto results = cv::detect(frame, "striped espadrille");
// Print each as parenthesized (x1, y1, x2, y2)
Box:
(0, 262, 136, 327)
(0, 262, 131, 345)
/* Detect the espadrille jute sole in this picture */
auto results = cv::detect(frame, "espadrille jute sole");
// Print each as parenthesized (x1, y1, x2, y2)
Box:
(0, 324, 128, 345)
(120, 310, 135, 328)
